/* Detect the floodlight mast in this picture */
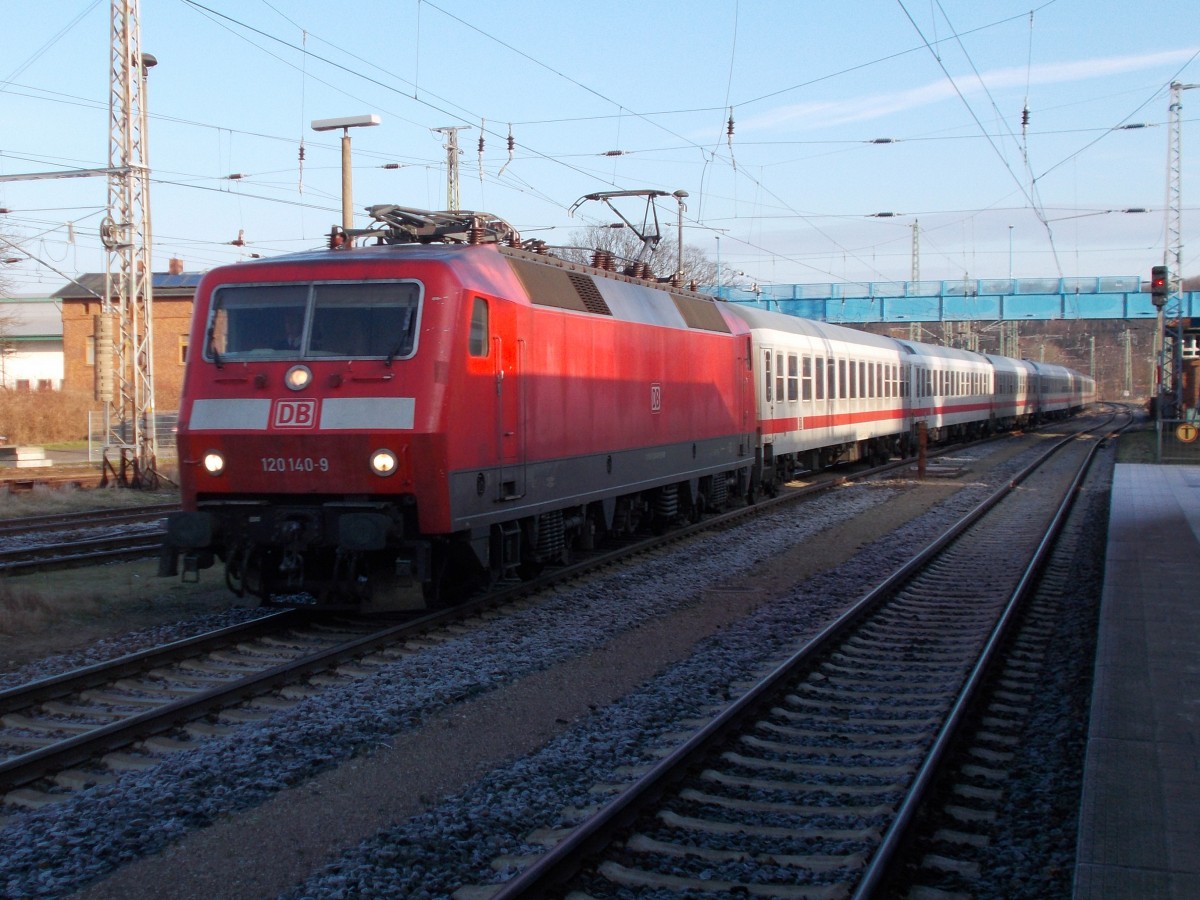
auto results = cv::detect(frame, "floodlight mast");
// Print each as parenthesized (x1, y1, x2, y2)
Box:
(311, 114, 380, 231)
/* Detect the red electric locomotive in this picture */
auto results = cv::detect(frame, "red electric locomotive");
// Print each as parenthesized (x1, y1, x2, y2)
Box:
(165, 208, 755, 609)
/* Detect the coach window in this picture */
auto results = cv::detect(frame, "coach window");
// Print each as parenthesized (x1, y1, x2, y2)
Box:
(776, 352, 785, 404)
(827, 358, 836, 400)
(838, 359, 847, 399)
(802, 355, 813, 401)
(815, 356, 825, 400)
(787, 354, 799, 401)
(848, 358, 857, 398)
(859, 361, 867, 399)
(763, 351, 773, 403)
(469, 297, 489, 357)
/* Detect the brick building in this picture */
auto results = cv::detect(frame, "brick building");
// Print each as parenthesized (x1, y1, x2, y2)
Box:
(54, 259, 202, 413)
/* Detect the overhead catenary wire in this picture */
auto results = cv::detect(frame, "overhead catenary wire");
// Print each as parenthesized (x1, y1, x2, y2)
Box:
(4, 1, 1193, 290)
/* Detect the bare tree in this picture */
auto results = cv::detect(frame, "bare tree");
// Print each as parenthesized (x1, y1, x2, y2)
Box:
(557, 222, 729, 291)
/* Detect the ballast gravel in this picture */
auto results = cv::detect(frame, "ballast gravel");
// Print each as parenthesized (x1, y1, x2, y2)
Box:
(0, 440, 1098, 899)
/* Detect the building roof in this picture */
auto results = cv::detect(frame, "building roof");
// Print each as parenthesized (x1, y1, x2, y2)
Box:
(52, 271, 204, 301)
(0, 296, 62, 339)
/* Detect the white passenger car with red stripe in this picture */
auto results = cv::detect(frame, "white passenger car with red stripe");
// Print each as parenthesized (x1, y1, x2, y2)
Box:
(895, 341, 995, 443)
(737, 307, 910, 482)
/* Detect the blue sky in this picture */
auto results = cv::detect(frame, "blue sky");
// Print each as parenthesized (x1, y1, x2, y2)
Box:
(2, 0, 1198, 295)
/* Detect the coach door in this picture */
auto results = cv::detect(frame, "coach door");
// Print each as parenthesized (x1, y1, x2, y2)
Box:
(489, 300, 526, 500)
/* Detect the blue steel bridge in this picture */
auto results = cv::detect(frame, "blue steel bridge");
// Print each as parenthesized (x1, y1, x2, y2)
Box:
(717, 274, 1197, 324)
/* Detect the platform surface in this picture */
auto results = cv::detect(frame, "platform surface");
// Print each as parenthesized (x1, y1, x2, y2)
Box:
(1074, 463, 1200, 899)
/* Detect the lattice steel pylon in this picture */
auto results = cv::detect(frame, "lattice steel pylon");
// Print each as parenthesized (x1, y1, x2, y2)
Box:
(99, 0, 157, 488)
(1158, 82, 1198, 416)
(434, 126, 469, 212)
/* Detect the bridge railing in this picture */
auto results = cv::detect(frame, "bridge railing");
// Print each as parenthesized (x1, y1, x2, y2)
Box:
(716, 275, 1193, 323)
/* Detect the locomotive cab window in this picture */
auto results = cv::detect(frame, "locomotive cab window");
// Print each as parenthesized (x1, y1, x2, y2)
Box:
(206, 280, 421, 361)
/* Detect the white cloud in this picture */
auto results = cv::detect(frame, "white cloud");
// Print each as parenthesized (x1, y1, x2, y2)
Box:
(739, 48, 1199, 133)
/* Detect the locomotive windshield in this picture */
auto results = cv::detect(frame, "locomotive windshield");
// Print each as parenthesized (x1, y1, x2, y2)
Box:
(206, 280, 421, 361)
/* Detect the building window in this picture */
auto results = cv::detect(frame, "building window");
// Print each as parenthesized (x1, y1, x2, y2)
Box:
(179, 337, 189, 365)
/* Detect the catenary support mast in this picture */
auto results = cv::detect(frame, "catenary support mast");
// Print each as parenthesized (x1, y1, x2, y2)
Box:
(100, 0, 157, 487)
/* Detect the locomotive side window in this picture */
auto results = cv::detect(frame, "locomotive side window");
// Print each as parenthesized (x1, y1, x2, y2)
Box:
(469, 297, 489, 357)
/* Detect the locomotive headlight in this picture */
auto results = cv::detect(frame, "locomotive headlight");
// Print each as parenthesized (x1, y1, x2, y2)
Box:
(284, 364, 313, 391)
(370, 448, 398, 477)
(202, 450, 226, 475)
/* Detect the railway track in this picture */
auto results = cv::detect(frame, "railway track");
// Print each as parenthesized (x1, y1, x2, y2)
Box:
(484, 409, 1127, 898)
(0, 414, 1121, 894)
(0, 504, 175, 574)
(0, 610, 420, 806)
(0, 502, 177, 537)
(0, 440, 957, 815)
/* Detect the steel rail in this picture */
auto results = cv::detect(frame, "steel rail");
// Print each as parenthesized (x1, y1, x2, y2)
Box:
(0, 610, 300, 716)
(851, 408, 1131, 897)
(0, 608, 449, 792)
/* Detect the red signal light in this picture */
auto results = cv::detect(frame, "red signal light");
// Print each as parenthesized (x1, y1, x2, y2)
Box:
(1151, 265, 1169, 307)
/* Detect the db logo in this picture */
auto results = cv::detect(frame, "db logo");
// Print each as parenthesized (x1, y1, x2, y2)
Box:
(650, 382, 662, 413)
(273, 399, 317, 428)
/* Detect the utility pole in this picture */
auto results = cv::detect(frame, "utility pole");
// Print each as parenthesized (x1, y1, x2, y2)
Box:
(434, 126, 470, 211)
(100, 0, 157, 488)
